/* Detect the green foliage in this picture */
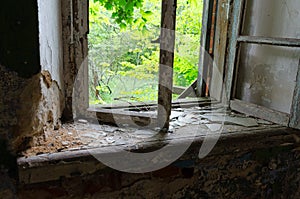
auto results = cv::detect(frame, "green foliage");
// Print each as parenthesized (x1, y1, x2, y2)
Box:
(88, 0, 203, 104)
(92, 0, 152, 28)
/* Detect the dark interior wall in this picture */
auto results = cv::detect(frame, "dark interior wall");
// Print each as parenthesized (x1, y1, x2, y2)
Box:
(0, 0, 40, 147)
(0, 0, 64, 153)
(0, 0, 40, 78)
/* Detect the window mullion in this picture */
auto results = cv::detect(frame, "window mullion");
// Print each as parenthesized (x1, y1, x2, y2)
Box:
(157, 0, 177, 132)
(224, 0, 245, 104)
(237, 36, 300, 47)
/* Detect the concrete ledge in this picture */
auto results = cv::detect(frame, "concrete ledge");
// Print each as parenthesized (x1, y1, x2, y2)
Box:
(17, 125, 300, 184)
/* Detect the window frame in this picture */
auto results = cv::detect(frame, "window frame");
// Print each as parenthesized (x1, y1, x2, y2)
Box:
(223, 0, 300, 129)
(83, 0, 218, 129)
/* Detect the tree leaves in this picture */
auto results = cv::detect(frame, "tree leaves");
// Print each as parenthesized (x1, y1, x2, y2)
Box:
(93, 0, 146, 27)
(89, 0, 203, 104)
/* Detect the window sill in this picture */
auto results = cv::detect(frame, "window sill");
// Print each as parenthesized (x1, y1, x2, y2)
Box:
(17, 104, 300, 184)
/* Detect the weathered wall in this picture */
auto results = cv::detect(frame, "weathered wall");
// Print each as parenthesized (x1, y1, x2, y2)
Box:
(0, 1, 66, 197)
(0, 67, 63, 152)
(12, 71, 63, 151)
(0, 0, 40, 142)
(38, 0, 64, 88)
(0, 0, 40, 78)
(236, 0, 300, 114)
(0, 0, 64, 152)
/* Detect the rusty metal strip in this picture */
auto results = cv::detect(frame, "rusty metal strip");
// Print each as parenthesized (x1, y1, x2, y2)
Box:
(237, 36, 300, 47)
(209, 0, 218, 54)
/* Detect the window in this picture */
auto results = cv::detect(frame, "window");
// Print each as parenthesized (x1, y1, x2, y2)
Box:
(85, 0, 216, 131)
(223, 0, 300, 129)
(71, 0, 300, 130)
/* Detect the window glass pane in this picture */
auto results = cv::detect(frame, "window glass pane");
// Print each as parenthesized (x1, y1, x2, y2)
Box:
(236, 43, 299, 113)
(242, 0, 300, 39)
(173, 0, 203, 88)
(88, 0, 161, 105)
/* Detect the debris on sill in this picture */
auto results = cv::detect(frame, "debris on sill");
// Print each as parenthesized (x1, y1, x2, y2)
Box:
(21, 106, 276, 157)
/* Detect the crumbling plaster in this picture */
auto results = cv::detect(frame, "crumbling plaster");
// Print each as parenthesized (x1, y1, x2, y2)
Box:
(0, 65, 63, 152)
(10, 0, 66, 151)
(12, 71, 63, 152)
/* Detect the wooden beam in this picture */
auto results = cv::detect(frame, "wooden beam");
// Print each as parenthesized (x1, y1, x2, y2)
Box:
(172, 86, 186, 94)
(94, 108, 157, 128)
(289, 59, 300, 129)
(237, 36, 300, 47)
(198, 0, 214, 97)
(224, 0, 245, 104)
(90, 97, 214, 110)
(230, 99, 290, 126)
(178, 79, 197, 99)
(157, 0, 177, 132)
(90, 98, 217, 127)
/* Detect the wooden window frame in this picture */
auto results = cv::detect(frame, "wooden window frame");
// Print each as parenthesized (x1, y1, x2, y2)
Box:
(90, 0, 218, 130)
(224, 0, 300, 129)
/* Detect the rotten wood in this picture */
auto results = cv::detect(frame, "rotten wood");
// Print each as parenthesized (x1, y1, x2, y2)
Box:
(172, 86, 186, 95)
(157, 0, 177, 132)
(92, 100, 217, 112)
(92, 108, 157, 127)
(205, 0, 218, 97)
(224, 0, 245, 104)
(289, 59, 300, 129)
(17, 124, 297, 184)
(209, 0, 231, 101)
(209, 0, 218, 54)
(237, 36, 300, 47)
(178, 80, 198, 99)
(230, 99, 290, 126)
(198, 0, 215, 97)
(93, 97, 214, 110)
(90, 98, 218, 127)
(197, 0, 210, 96)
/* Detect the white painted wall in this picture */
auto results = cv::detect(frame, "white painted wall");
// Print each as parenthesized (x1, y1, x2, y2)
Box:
(236, 0, 300, 113)
(38, 0, 63, 88)
(243, 0, 300, 39)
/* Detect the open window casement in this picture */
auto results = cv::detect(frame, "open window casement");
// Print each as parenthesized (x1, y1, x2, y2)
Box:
(223, 0, 300, 129)
(87, 0, 220, 130)
(198, 0, 230, 101)
(78, 0, 300, 130)
(84, 0, 244, 129)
